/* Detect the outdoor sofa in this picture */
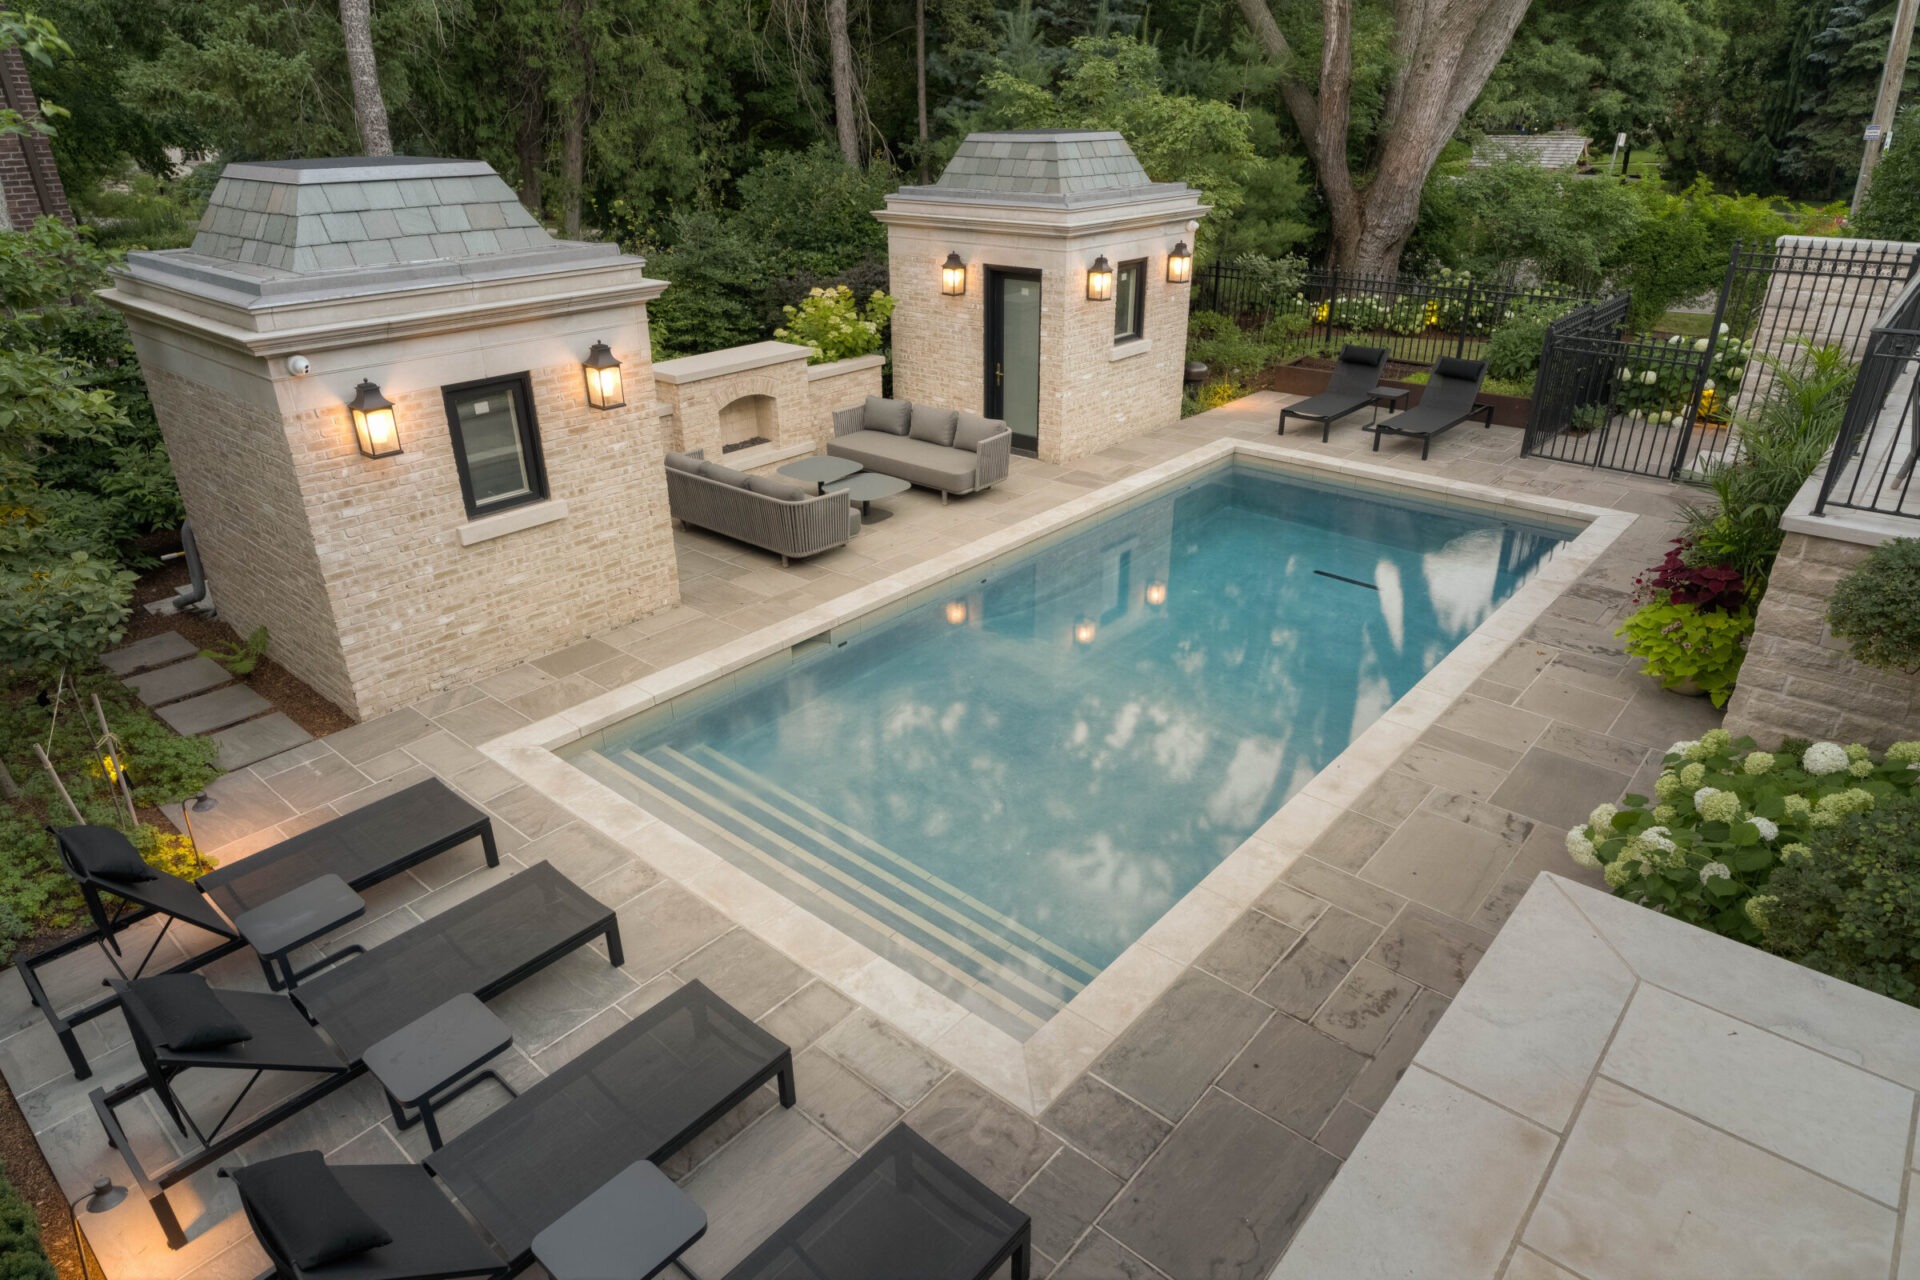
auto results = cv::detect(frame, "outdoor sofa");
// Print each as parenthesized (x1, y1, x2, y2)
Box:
(1278, 344, 1390, 440)
(92, 859, 621, 1248)
(665, 449, 859, 566)
(23, 777, 496, 1079)
(828, 396, 1012, 503)
(1370, 355, 1495, 459)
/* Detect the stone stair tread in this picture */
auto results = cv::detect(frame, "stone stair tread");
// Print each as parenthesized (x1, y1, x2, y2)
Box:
(156, 685, 273, 736)
(211, 713, 313, 771)
(99, 632, 197, 675)
(127, 656, 232, 707)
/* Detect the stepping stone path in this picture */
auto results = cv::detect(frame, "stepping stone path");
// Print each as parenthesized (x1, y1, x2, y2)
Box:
(100, 631, 314, 771)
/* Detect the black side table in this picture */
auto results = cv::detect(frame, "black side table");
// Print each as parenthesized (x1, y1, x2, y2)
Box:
(229, 873, 366, 991)
(1367, 384, 1412, 428)
(531, 1161, 707, 1280)
(363, 993, 518, 1150)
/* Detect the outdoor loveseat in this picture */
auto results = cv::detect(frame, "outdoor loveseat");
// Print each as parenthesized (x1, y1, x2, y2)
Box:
(24, 777, 497, 1078)
(665, 450, 859, 566)
(829, 396, 1012, 502)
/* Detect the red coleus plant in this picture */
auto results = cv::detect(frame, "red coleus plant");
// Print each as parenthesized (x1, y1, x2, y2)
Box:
(1633, 539, 1747, 613)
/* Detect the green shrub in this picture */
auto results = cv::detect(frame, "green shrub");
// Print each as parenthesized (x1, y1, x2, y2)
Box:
(0, 1160, 53, 1280)
(773, 286, 895, 365)
(1853, 107, 1920, 243)
(1568, 732, 1920, 944)
(1483, 299, 1574, 387)
(1616, 600, 1753, 706)
(1754, 784, 1920, 1003)
(1185, 310, 1308, 383)
(0, 549, 137, 676)
(1827, 538, 1920, 673)
(201, 625, 270, 678)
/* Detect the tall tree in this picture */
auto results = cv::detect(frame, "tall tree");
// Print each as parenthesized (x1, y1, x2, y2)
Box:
(1233, 0, 1534, 273)
(827, 0, 860, 162)
(338, 0, 392, 154)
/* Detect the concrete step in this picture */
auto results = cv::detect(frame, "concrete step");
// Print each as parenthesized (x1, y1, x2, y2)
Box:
(156, 684, 273, 736)
(126, 656, 232, 707)
(98, 632, 197, 675)
(210, 713, 314, 771)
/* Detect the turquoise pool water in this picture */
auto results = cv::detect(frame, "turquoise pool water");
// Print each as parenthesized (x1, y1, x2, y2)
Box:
(581, 461, 1570, 1036)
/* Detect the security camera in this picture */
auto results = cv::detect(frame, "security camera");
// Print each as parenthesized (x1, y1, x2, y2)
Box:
(286, 355, 312, 377)
(1186, 220, 1200, 234)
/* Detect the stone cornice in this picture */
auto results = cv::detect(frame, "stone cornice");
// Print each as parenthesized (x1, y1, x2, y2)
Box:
(874, 192, 1209, 238)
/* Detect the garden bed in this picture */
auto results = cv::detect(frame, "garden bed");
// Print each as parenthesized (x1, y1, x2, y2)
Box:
(1259, 356, 1533, 427)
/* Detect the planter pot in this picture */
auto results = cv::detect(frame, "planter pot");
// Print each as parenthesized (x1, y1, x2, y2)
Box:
(1261, 357, 1532, 427)
(1665, 678, 1710, 698)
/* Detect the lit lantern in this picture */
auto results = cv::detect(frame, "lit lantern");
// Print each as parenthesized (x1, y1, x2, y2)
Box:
(1074, 617, 1097, 645)
(1166, 241, 1193, 284)
(348, 380, 401, 458)
(1146, 580, 1168, 606)
(1086, 256, 1115, 302)
(941, 252, 968, 297)
(945, 600, 969, 625)
(583, 341, 626, 410)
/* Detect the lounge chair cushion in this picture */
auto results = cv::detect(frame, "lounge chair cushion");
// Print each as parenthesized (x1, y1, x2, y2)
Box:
(747, 474, 809, 502)
(228, 1152, 394, 1269)
(829, 431, 978, 492)
(952, 412, 1002, 452)
(863, 396, 913, 435)
(60, 826, 155, 883)
(664, 451, 703, 473)
(1433, 356, 1482, 381)
(698, 461, 751, 487)
(908, 404, 958, 448)
(140, 974, 252, 1051)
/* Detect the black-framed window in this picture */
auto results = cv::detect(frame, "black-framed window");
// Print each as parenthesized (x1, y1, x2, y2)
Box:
(1113, 259, 1146, 343)
(442, 373, 547, 518)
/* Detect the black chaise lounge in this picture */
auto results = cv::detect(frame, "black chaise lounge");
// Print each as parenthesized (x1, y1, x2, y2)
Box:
(1277, 344, 1390, 440)
(723, 1125, 1032, 1280)
(22, 777, 496, 1078)
(1369, 356, 1495, 460)
(427, 980, 795, 1270)
(91, 859, 621, 1248)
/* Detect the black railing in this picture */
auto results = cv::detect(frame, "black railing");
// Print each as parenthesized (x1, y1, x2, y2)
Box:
(1193, 263, 1591, 368)
(1814, 271, 1920, 519)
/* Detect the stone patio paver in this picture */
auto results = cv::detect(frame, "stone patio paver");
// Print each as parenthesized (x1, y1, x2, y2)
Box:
(153, 683, 272, 735)
(99, 630, 198, 674)
(125, 656, 231, 706)
(209, 712, 313, 770)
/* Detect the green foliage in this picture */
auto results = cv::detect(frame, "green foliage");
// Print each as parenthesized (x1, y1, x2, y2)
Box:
(0, 1159, 54, 1280)
(201, 624, 270, 678)
(1756, 785, 1920, 1003)
(1616, 599, 1753, 706)
(1416, 162, 1646, 292)
(1827, 538, 1920, 674)
(1483, 299, 1576, 387)
(1570, 732, 1920, 945)
(1854, 107, 1920, 241)
(774, 287, 896, 364)
(69, 168, 212, 253)
(1185, 309, 1310, 383)
(0, 550, 137, 675)
(1613, 179, 1798, 330)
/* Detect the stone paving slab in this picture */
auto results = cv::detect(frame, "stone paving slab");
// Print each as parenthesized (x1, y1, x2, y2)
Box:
(98, 631, 197, 675)
(210, 713, 315, 771)
(125, 656, 231, 707)
(154, 684, 272, 735)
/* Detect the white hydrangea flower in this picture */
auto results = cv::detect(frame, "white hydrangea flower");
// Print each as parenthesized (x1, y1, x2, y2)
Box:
(1742, 751, 1775, 775)
(1667, 740, 1699, 759)
(1680, 762, 1707, 786)
(1693, 787, 1717, 809)
(1702, 378, 1716, 391)
(1697, 790, 1741, 822)
(1589, 803, 1619, 831)
(1802, 742, 1850, 776)
(1642, 370, 1658, 385)
(1565, 828, 1601, 868)
(1748, 815, 1779, 842)
(1850, 759, 1875, 777)
(1603, 858, 1637, 888)
(1640, 826, 1677, 854)
(1718, 322, 1730, 335)
(1693, 338, 1710, 351)
(1699, 861, 1731, 883)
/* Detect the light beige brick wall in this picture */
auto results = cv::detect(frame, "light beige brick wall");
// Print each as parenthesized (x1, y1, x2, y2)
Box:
(658, 363, 809, 457)
(126, 309, 678, 719)
(804, 355, 885, 447)
(1724, 531, 1920, 748)
(887, 222, 1191, 465)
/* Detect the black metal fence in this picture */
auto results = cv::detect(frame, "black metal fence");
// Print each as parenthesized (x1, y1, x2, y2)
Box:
(1814, 271, 1920, 519)
(1192, 263, 1590, 368)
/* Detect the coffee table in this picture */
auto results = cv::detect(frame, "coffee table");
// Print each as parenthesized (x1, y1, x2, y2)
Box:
(777, 456, 862, 494)
(531, 1161, 707, 1280)
(826, 471, 912, 520)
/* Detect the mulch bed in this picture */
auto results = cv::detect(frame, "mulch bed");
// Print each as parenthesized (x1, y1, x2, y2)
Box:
(0, 1073, 85, 1277)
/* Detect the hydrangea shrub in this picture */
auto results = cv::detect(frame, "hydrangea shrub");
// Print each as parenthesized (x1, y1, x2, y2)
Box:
(1566, 731, 1920, 943)
(773, 286, 896, 364)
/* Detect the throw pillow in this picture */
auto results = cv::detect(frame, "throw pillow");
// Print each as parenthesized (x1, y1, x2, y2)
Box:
(952, 412, 1004, 451)
(136, 974, 253, 1052)
(698, 461, 751, 487)
(863, 396, 913, 436)
(59, 826, 157, 884)
(227, 1152, 393, 1270)
(747, 475, 809, 501)
(908, 405, 958, 448)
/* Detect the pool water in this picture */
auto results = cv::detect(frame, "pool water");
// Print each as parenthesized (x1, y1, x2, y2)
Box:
(582, 461, 1569, 1037)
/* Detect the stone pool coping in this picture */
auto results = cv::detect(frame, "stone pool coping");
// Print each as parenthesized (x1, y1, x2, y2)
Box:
(481, 438, 1636, 1116)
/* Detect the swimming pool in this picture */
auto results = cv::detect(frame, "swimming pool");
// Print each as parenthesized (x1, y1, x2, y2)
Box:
(576, 459, 1570, 1038)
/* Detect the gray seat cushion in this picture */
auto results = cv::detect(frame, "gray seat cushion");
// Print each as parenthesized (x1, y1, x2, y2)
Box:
(828, 430, 977, 492)
(699, 460, 751, 487)
(952, 412, 1003, 452)
(863, 396, 913, 436)
(747, 474, 808, 501)
(908, 404, 958, 448)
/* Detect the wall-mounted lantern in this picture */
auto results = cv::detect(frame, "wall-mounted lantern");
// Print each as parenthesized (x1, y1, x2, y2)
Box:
(348, 379, 401, 458)
(1074, 616, 1098, 645)
(583, 341, 626, 410)
(1166, 241, 1193, 284)
(941, 253, 968, 297)
(1145, 580, 1168, 606)
(1086, 256, 1115, 302)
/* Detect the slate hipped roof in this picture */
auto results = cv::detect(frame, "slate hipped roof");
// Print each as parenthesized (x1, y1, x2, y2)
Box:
(894, 130, 1195, 208)
(191, 157, 551, 274)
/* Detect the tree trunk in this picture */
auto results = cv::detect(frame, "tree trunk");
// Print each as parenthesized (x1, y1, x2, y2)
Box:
(515, 66, 546, 215)
(827, 0, 861, 166)
(1236, 0, 1532, 275)
(916, 0, 928, 182)
(338, 0, 393, 155)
